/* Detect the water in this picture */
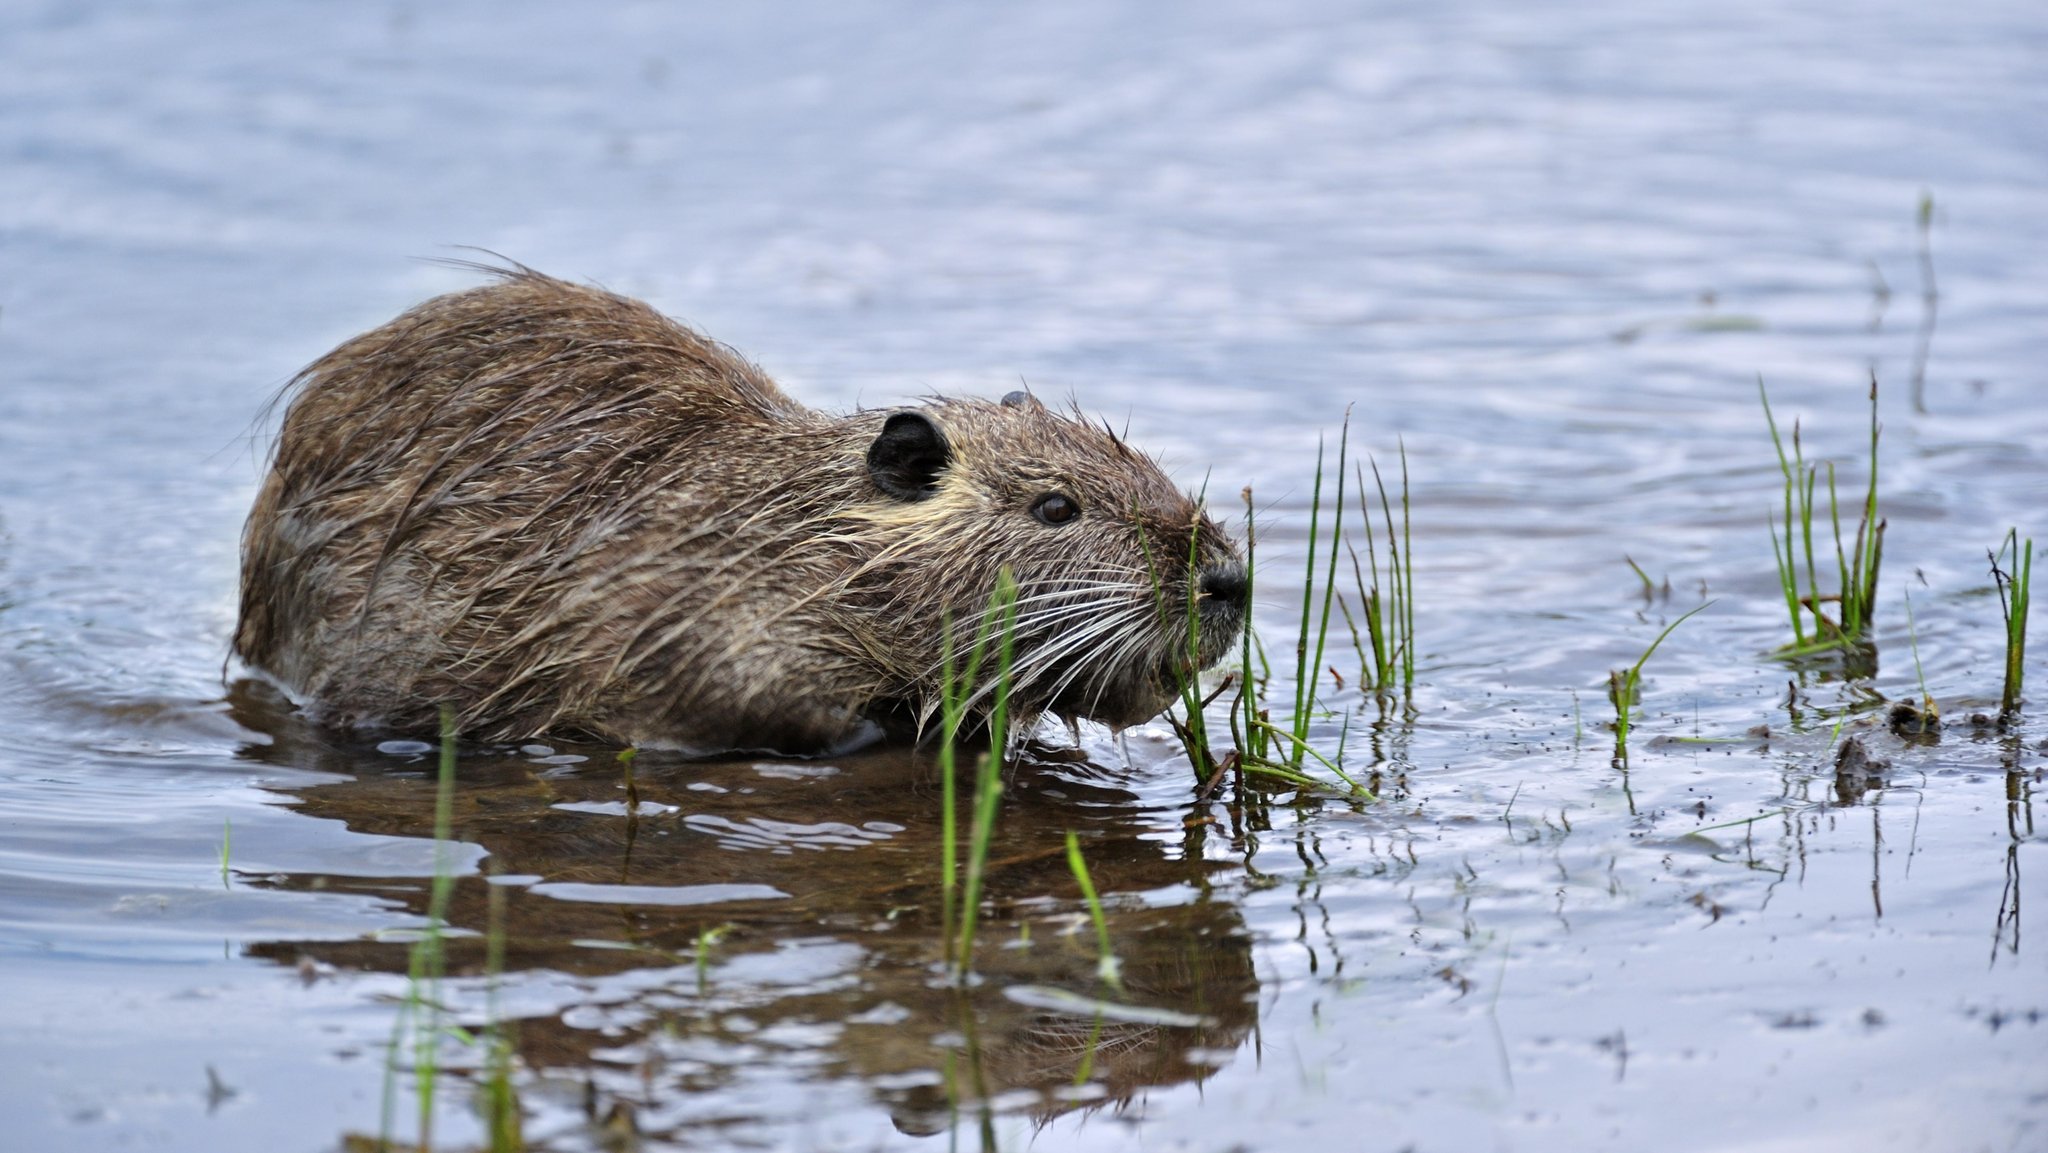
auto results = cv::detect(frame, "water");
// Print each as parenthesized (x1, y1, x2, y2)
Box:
(2, 1, 2044, 1150)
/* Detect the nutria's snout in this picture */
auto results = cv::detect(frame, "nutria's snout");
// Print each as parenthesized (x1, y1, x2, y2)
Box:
(1193, 561, 1251, 662)
(1199, 563, 1249, 612)
(1193, 562, 1250, 661)
(1039, 545, 1247, 732)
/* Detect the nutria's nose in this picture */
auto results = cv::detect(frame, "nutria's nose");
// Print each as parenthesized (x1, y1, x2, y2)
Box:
(1199, 564, 1248, 609)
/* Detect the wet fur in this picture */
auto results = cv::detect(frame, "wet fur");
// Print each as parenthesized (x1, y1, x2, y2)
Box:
(235, 269, 1243, 753)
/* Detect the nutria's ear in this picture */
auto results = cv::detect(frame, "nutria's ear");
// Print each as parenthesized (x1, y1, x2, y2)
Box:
(867, 412, 951, 501)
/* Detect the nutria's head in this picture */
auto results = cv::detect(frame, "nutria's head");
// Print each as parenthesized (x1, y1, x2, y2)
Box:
(841, 390, 1246, 731)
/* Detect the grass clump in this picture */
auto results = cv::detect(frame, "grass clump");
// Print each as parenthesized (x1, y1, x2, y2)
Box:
(1992, 529, 2033, 718)
(1225, 441, 1371, 795)
(1761, 377, 1885, 661)
(1342, 442, 1415, 693)
(1289, 417, 1349, 770)
(1223, 417, 1416, 798)
(1138, 411, 1412, 800)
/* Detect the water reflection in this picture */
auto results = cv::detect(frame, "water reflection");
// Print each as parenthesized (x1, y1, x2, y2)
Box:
(226, 682, 1259, 1140)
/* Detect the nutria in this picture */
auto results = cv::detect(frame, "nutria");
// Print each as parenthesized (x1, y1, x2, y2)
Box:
(234, 267, 1247, 754)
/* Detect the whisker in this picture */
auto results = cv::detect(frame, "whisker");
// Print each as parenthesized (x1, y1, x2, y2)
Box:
(1039, 614, 1163, 708)
(910, 593, 1140, 682)
(1003, 607, 1155, 704)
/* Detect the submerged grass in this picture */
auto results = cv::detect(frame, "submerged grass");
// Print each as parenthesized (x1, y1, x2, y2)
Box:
(938, 572, 1020, 982)
(1903, 590, 1939, 725)
(1624, 556, 1671, 604)
(616, 745, 639, 812)
(1992, 529, 2033, 718)
(365, 710, 533, 1152)
(693, 923, 735, 995)
(1761, 377, 1885, 661)
(1910, 191, 1939, 413)
(478, 859, 523, 1153)
(1609, 602, 1713, 763)
(379, 707, 461, 1152)
(1063, 830, 1123, 992)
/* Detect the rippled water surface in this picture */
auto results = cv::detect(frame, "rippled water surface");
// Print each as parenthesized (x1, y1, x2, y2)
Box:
(2, 2, 2044, 1151)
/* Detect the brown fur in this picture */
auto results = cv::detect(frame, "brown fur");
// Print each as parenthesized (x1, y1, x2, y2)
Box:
(235, 268, 1245, 753)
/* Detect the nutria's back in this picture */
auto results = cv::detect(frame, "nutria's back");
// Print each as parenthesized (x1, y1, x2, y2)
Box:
(236, 269, 1245, 753)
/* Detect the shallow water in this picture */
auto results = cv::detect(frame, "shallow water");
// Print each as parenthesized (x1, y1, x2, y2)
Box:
(2, 1, 2044, 1150)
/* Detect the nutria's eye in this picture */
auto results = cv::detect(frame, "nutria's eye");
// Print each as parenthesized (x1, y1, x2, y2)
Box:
(1031, 493, 1080, 526)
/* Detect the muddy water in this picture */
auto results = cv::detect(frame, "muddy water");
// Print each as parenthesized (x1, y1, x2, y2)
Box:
(2, 1, 2044, 1150)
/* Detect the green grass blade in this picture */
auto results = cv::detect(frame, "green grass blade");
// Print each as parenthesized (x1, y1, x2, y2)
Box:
(1302, 413, 1350, 751)
(953, 573, 1018, 981)
(1398, 439, 1415, 687)
(1292, 433, 1326, 758)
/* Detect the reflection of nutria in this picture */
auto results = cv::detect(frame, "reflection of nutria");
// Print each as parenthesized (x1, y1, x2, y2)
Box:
(235, 268, 1246, 753)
